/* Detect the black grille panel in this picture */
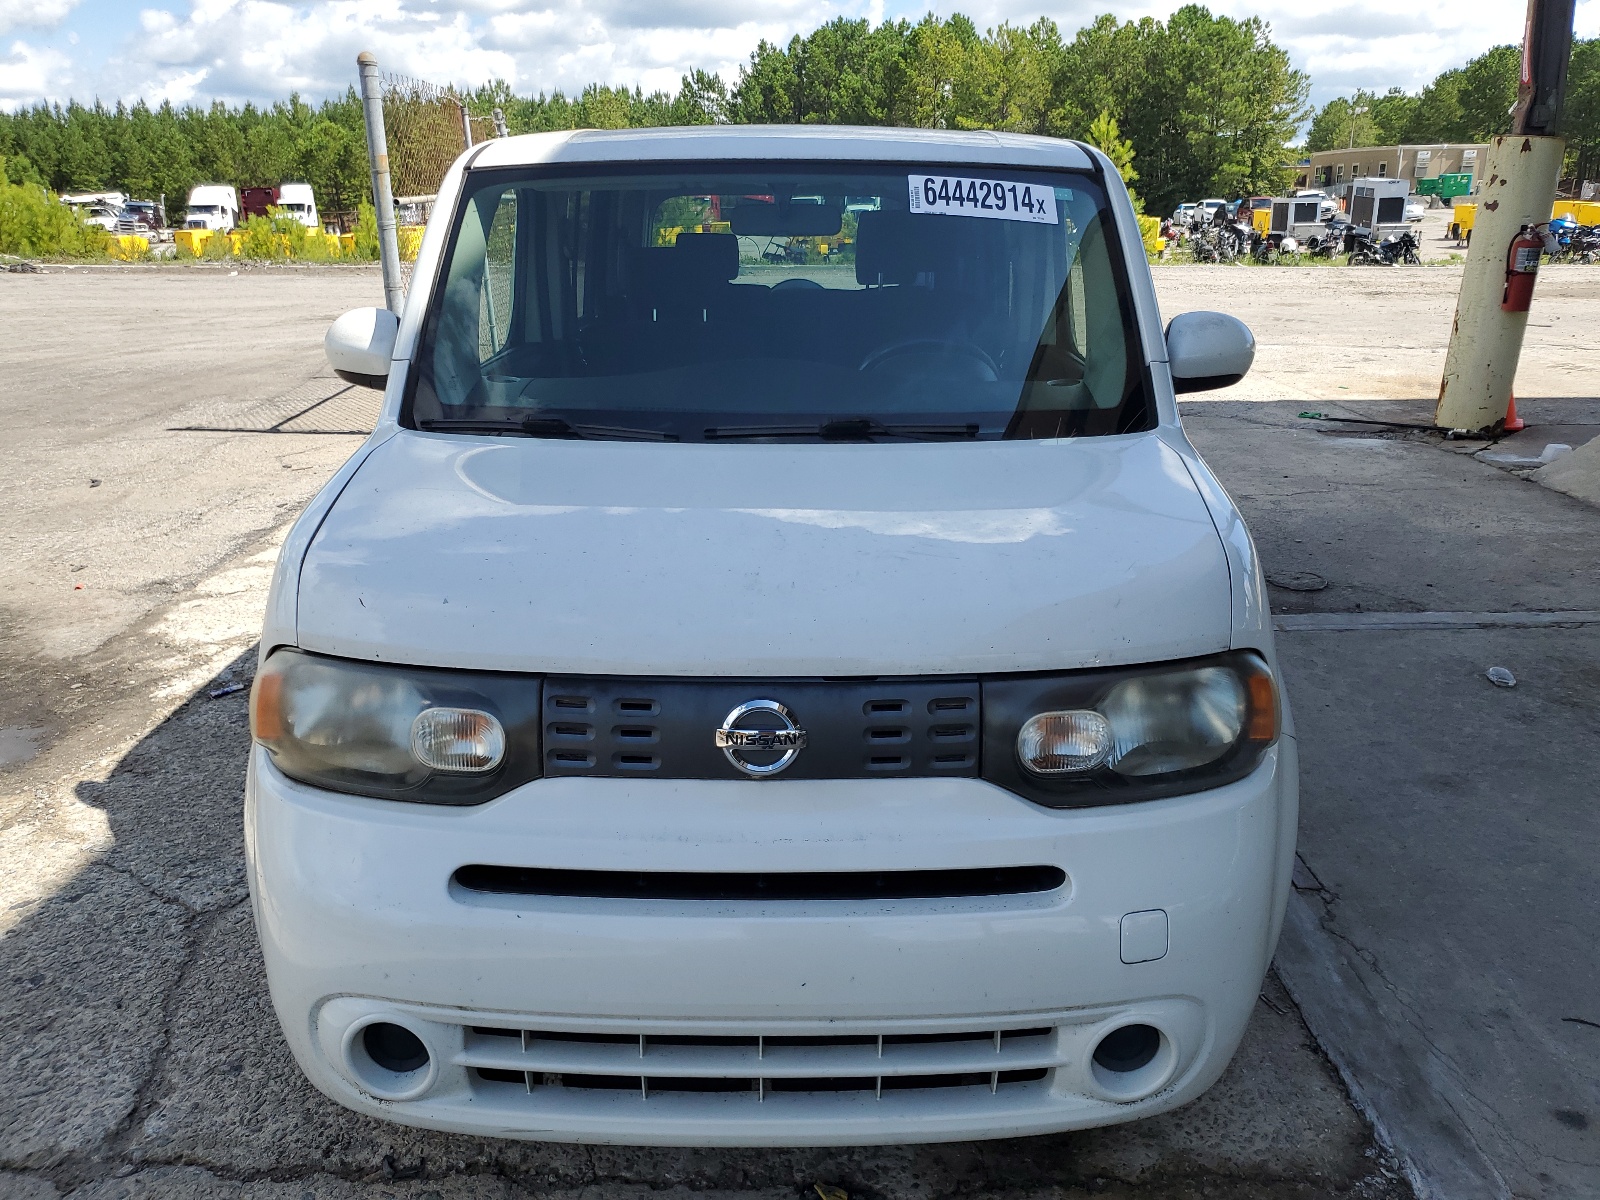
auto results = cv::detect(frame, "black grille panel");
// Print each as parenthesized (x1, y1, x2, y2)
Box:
(453, 865, 1065, 900)
(543, 677, 979, 779)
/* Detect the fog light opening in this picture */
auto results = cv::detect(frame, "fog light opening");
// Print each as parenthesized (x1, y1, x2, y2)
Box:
(1093, 1023, 1160, 1073)
(342, 1016, 439, 1101)
(364, 1022, 430, 1074)
(1089, 1023, 1175, 1102)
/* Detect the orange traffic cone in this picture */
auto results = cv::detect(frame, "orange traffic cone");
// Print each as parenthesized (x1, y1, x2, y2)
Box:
(1504, 392, 1526, 432)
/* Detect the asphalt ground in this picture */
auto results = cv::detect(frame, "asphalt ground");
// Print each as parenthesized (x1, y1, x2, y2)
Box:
(2, 257, 1598, 1198)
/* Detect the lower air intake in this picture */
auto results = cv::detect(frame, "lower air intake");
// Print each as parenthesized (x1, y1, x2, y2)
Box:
(463, 1024, 1056, 1101)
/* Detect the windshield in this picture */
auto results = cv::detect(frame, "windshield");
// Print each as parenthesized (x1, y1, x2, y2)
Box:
(406, 163, 1152, 441)
(190, 205, 220, 215)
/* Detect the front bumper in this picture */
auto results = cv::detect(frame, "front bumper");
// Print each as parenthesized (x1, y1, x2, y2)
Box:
(245, 739, 1297, 1145)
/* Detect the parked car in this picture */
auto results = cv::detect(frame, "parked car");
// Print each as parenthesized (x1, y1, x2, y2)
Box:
(1405, 199, 1426, 221)
(1294, 189, 1339, 221)
(1171, 201, 1199, 224)
(255, 125, 1292, 1147)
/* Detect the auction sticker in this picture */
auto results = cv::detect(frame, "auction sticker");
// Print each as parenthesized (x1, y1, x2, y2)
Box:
(908, 174, 1058, 224)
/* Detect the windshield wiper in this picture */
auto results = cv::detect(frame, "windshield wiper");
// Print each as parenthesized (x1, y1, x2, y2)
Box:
(703, 418, 981, 442)
(417, 416, 677, 442)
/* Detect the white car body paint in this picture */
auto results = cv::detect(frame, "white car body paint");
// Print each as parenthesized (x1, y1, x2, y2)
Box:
(249, 125, 1296, 1146)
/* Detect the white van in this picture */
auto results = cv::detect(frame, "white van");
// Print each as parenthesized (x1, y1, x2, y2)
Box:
(184, 184, 238, 231)
(276, 182, 319, 229)
(248, 126, 1295, 1146)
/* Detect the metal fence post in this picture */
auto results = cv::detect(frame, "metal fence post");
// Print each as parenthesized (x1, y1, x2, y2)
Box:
(357, 51, 406, 314)
(459, 99, 474, 149)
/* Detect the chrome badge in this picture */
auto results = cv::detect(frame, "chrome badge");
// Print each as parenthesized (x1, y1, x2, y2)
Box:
(715, 699, 807, 777)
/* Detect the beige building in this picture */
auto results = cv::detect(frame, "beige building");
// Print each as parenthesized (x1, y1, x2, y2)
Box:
(1295, 143, 1488, 198)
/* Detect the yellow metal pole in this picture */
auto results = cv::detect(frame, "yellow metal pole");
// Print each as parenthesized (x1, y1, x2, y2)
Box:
(1434, 135, 1564, 432)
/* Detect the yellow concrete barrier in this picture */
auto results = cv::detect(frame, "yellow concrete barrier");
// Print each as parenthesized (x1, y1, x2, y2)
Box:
(108, 234, 149, 260)
(398, 225, 424, 262)
(174, 228, 212, 256)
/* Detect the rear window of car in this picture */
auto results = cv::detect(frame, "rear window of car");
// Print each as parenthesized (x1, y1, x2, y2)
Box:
(404, 161, 1154, 442)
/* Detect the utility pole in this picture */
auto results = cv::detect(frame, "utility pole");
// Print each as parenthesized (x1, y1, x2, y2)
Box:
(356, 52, 405, 314)
(1348, 104, 1367, 150)
(1435, 0, 1575, 431)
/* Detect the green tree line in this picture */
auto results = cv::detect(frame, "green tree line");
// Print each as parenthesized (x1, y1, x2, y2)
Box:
(13, 5, 1599, 227)
(0, 5, 1307, 218)
(1308, 39, 1600, 185)
(0, 92, 370, 221)
(471, 6, 1310, 212)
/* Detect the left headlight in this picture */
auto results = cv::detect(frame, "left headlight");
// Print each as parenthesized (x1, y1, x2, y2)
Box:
(250, 648, 542, 804)
(984, 651, 1280, 807)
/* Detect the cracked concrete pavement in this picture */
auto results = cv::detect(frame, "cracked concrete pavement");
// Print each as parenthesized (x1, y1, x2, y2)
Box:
(6, 258, 1599, 1199)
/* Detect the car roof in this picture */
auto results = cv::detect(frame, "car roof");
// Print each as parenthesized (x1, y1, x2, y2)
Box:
(469, 125, 1097, 172)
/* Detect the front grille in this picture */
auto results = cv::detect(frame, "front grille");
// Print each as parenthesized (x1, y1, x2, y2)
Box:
(452, 864, 1066, 901)
(461, 1023, 1057, 1100)
(542, 677, 979, 780)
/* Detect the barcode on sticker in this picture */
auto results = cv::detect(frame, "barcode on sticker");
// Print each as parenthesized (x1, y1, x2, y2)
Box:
(908, 175, 1058, 224)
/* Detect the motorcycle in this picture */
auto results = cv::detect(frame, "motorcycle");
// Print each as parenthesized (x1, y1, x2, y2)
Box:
(1374, 230, 1422, 266)
(1308, 220, 1350, 260)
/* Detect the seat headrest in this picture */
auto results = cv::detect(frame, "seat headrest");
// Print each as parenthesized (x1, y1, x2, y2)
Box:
(855, 210, 953, 286)
(673, 232, 738, 283)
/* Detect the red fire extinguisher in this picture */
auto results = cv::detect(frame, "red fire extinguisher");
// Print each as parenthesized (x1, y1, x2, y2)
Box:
(1502, 224, 1545, 312)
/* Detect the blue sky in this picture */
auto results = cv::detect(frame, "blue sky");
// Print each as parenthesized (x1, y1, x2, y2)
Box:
(3, 0, 1598, 113)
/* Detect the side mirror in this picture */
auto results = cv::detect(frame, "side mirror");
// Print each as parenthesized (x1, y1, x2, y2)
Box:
(1166, 311, 1255, 394)
(325, 306, 399, 390)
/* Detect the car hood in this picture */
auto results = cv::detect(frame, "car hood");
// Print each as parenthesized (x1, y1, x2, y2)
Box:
(296, 431, 1232, 676)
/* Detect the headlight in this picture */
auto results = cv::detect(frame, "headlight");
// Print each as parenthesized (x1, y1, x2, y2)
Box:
(985, 652, 1279, 806)
(250, 648, 541, 803)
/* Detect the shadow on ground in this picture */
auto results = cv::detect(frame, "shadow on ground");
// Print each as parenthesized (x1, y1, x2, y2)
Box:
(0, 652, 1405, 1199)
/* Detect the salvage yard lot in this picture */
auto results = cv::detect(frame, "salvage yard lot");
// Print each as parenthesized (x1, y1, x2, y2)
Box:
(1, 260, 1598, 1199)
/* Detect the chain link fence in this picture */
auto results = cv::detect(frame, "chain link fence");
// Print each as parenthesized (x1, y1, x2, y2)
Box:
(358, 55, 510, 306)
(372, 67, 472, 295)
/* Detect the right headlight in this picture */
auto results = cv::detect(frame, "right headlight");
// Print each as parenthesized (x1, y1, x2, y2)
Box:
(984, 652, 1279, 806)
(250, 648, 542, 804)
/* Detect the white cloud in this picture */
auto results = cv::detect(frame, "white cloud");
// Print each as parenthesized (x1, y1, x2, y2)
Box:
(75, 0, 846, 107)
(0, 0, 77, 36)
(0, 37, 68, 104)
(7, 0, 1600, 113)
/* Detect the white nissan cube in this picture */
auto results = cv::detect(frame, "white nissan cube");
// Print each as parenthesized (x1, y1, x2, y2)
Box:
(246, 125, 1295, 1146)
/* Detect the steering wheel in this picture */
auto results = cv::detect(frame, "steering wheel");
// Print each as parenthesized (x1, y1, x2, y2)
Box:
(858, 338, 999, 381)
(772, 277, 824, 291)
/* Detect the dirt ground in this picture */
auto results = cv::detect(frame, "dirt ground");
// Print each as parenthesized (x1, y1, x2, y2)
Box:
(2, 256, 1597, 1199)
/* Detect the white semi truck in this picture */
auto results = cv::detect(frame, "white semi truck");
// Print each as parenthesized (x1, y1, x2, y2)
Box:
(184, 184, 240, 231)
